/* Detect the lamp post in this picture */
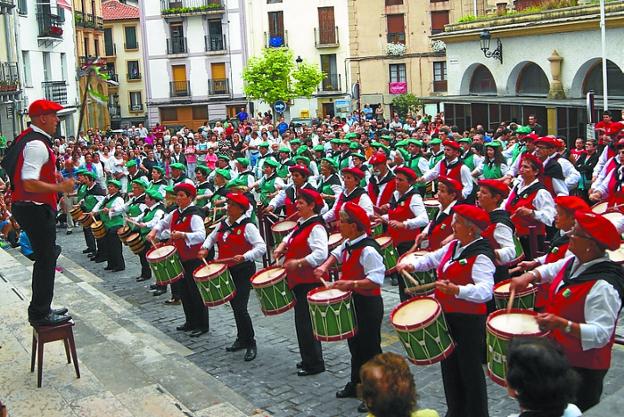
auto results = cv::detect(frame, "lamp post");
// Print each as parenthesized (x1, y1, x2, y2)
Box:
(295, 55, 303, 66)
(479, 30, 503, 64)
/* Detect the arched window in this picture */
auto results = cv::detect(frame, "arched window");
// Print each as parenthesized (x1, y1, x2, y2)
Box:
(583, 60, 624, 97)
(516, 63, 549, 96)
(469, 65, 496, 95)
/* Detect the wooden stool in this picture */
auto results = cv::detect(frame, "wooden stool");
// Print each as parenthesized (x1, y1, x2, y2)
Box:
(30, 320, 80, 387)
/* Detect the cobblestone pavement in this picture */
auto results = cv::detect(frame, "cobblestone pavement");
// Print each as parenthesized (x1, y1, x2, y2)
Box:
(51, 229, 624, 417)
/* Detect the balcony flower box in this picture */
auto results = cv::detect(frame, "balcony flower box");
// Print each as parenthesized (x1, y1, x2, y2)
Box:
(387, 42, 406, 57)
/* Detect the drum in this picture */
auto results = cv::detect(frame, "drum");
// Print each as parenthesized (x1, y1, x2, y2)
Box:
(271, 220, 297, 246)
(125, 232, 145, 255)
(375, 235, 398, 271)
(603, 211, 624, 230)
(397, 251, 437, 295)
(193, 262, 236, 307)
(328, 233, 344, 252)
(79, 213, 94, 228)
(307, 287, 357, 342)
(493, 279, 536, 310)
(90, 220, 106, 239)
(424, 198, 441, 220)
(591, 201, 609, 214)
(501, 235, 525, 266)
(486, 309, 548, 386)
(371, 220, 383, 237)
(146, 245, 184, 286)
(70, 205, 83, 221)
(608, 242, 624, 264)
(250, 266, 295, 316)
(117, 225, 133, 244)
(390, 297, 455, 365)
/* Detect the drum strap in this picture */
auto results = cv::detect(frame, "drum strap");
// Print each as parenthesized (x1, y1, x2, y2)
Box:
(344, 237, 382, 258)
(369, 171, 396, 195)
(560, 260, 624, 300)
(87, 183, 106, 197)
(451, 238, 495, 264)
(290, 216, 324, 241)
(218, 217, 251, 234)
(509, 181, 545, 206)
(389, 187, 418, 209)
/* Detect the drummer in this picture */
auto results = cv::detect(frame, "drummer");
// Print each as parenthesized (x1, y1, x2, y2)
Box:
(368, 152, 397, 209)
(314, 202, 385, 414)
(589, 138, 624, 207)
(316, 158, 343, 208)
(171, 163, 194, 186)
(397, 204, 495, 417)
(404, 139, 429, 197)
(194, 165, 213, 209)
(208, 168, 230, 220)
(134, 187, 166, 283)
(323, 167, 373, 227)
(253, 158, 284, 207)
(265, 164, 319, 218)
(91, 179, 126, 272)
(412, 176, 462, 252)
(147, 183, 209, 337)
(510, 211, 623, 411)
(199, 192, 266, 361)
(418, 140, 474, 203)
(272, 188, 328, 377)
(150, 166, 167, 198)
(77, 170, 105, 257)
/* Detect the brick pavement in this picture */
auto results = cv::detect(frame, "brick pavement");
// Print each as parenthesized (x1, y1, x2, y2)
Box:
(51, 230, 624, 417)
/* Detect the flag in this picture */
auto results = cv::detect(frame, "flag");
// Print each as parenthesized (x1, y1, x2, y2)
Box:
(87, 86, 108, 105)
(57, 0, 72, 11)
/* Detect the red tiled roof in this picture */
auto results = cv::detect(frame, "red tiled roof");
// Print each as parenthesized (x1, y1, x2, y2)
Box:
(102, 0, 139, 21)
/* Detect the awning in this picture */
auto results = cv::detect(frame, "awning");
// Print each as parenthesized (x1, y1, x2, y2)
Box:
(57, 0, 72, 10)
(420, 95, 624, 109)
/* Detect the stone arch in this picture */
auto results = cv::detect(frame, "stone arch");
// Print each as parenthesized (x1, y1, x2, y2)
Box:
(460, 63, 497, 95)
(506, 61, 550, 96)
(571, 58, 624, 98)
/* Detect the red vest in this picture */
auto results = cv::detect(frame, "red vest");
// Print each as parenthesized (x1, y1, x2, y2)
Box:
(170, 209, 203, 261)
(388, 192, 420, 244)
(606, 169, 624, 208)
(439, 159, 463, 185)
(334, 190, 362, 217)
(340, 243, 381, 297)
(368, 176, 396, 207)
(505, 185, 546, 237)
(435, 240, 486, 315)
(535, 241, 570, 309)
(216, 222, 252, 259)
(427, 214, 453, 251)
(284, 220, 327, 288)
(547, 259, 615, 369)
(12, 129, 58, 209)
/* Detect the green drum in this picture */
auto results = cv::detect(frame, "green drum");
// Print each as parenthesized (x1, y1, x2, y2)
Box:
(391, 297, 455, 365)
(493, 279, 536, 310)
(250, 266, 295, 316)
(371, 220, 383, 237)
(193, 262, 236, 307)
(375, 235, 397, 271)
(397, 251, 437, 296)
(146, 245, 184, 285)
(501, 235, 525, 267)
(307, 288, 357, 342)
(424, 198, 440, 220)
(486, 309, 548, 386)
(271, 220, 297, 246)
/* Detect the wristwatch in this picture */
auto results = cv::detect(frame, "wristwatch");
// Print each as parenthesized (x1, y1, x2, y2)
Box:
(564, 320, 573, 333)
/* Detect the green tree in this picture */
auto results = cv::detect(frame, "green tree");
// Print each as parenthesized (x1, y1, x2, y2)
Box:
(242, 48, 324, 104)
(391, 93, 422, 119)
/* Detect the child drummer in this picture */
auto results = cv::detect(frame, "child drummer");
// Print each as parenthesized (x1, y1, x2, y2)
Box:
(91, 179, 126, 272)
(198, 192, 266, 361)
(133, 187, 166, 283)
(314, 202, 385, 414)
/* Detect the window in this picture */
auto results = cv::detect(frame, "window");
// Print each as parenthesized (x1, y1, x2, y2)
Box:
(127, 61, 140, 80)
(193, 106, 208, 120)
(104, 28, 115, 56)
(267, 0, 282, 3)
(161, 108, 178, 122)
(317, 7, 336, 45)
(60, 53, 67, 81)
(431, 11, 449, 35)
(387, 14, 405, 44)
(583, 60, 624, 97)
(320, 54, 338, 91)
(469, 65, 497, 95)
(389, 64, 407, 83)
(517, 63, 549, 96)
(42, 52, 51, 81)
(385, 0, 403, 5)
(433, 61, 447, 92)
(17, 0, 27, 14)
(22, 51, 32, 87)
(83, 36, 90, 57)
(206, 21, 224, 51)
(94, 38, 100, 57)
(268, 11, 284, 46)
(129, 92, 142, 112)
(124, 26, 138, 50)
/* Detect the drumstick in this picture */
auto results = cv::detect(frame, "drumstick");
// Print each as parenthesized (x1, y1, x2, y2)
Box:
(212, 206, 218, 223)
(265, 211, 280, 220)
(400, 269, 420, 287)
(319, 277, 329, 288)
(509, 266, 523, 275)
(405, 282, 437, 294)
(202, 257, 209, 267)
(507, 288, 516, 313)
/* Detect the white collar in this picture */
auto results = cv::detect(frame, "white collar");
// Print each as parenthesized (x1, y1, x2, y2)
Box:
(30, 124, 52, 140)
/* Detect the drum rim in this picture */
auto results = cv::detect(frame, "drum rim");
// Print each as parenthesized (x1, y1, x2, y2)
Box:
(307, 286, 352, 304)
(126, 232, 142, 244)
(259, 298, 296, 316)
(493, 279, 536, 298)
(271, 220, 297, 232)
(201, 288, 237, 307)
(486, 308, 548, 338)
(192, 262, 228, 282)
(328, 233, 344, 248)
(374, 234, 392, 248)
(250, 266, 287, 288)
(397, 250, 431, 264)
(486, 368, 508, 387)
(90, 221, 103, 229)
(424, 199, 441, 207)
(156, 272, 184, 286)
(405, 341, 456, 366)
(390, 296, 441, 331)
(312, 326, 358, 342)
(146, 244, 177, 262)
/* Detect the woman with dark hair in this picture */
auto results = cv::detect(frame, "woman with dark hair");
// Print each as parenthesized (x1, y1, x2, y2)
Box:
(506, 338, 581, 417)
(473, 142, 508, 179)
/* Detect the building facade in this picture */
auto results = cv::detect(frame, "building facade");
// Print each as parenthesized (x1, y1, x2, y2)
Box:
(16, 0, 80, 137)
(139, 0, 248, 130)
(0, 1, 21, 139)
(102, 0, 146, 129)
(244, 0, 351, 119)
(430, 1, 624, 139)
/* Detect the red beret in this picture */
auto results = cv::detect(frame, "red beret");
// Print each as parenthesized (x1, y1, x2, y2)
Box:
(555, 196, 589, 213)
(298, 188, 324, 209)
(394, 166, 418, 182)
(555, 138, 566, 149)
(174, 182, 197, 198)
(525, 133, 539, 141)
(452, 204, 490, 230)
(369, 151, 387, 165)
(289, 164, 311, 177)
(521, 153, 543, 175)
(341, 166, 365, 179)
(575, 211, 620, 251)
(29, 99, 64, 117)
(443, 140, 461, 151)
(615, 138, 624, 149)
(606, 123, 624, 137)
(478, 179, 510, 198)
(438, 175, 462, 194)
(535, 136, 558, 148)
(226, 192, 250, 211)
(342, 202, 371, 235)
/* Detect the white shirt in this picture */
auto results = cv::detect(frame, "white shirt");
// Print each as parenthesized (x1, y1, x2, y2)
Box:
(114, 194, 147, 217)
(542, 154, 572, 196)
(140, 203, 165, 228)
(202, 215, 267, 262)
(330, 234, 385, 286)
(283, 215, 328, 267)
(21, 125, 52, 180)
(153, 205, 206, 247)
(490, 211, 516, 264)
(381, 190, 429, 230)
(269, 185, 328, 214)
(503, 178, 556, 227)
(402, 238, 495, 303)
(92, 193, 125, 216)
(323, 188, 374, 223)
(421, 157, 474, 200)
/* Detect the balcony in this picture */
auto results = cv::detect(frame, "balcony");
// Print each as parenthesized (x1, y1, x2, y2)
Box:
(0, 0, 15, 15)
(125, 41, 139, 50)
(42, 81, 68, 104)
(37, 10, 64, 39)
(319, 73, 341, 93)
(161, 0, 224, 18)
(107, 72, 119, 86)
(129, 103, 144, 113)
(167, 36, 187, 55)
(387, 32, 406, 44)
(104, 43, 117, 58)
(265, 31, 288, 48)
(208, 78, 229, 95)
(314, 26, 339, 48)
(170, 80, 190, 97)
(433, 80, 447, 92)
(108, 104, 121, 120)
(0, 62, 19, 95)
(205, 34, 226, 52)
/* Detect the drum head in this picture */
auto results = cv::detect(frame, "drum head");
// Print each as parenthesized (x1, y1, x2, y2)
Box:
(592, 202, 608, 214)
(252, 267, 285, 284)
(90, 221, 101, 229)
(308, 288, 347, 302)
(488, 312, 541, 335)
(392, 298, 438, 327)
(399, 251, 428, 264)
(608, 243, 624, 263)
(375, 235, 392, 247)
(272, 220, 297, 232)
(424, 199, 440, 207)
(328, 233, 343, 246)
(603, 211, 624, 228)
(195, 263, 225, 279)
(494, 281, 533, 295)
(147, 245, 175, 260)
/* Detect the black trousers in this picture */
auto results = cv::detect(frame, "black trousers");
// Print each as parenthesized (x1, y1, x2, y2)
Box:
(179, 259, 209, 331)
(573, 367, 608, 412)
(103, 226, 124, 270)
(229, 261, 256, 346)
(293, 283, 325, 371)
(13, 203, 58, 320)
(441, 313, 489, 417)
(396, 241, 414, 302)
(83, 226, 96, 252)
(138, 244, 151, 279)
(519, 235, 545, 261)
(348, 293, 383, 384)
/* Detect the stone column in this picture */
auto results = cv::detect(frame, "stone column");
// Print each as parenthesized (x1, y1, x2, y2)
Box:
(547, 107, 557, 136)
(548, 50, 566, 100)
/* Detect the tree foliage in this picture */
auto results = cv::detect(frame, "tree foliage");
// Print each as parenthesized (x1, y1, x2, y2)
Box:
(242, 48, 324, 104)
(391, 93, 423, 118)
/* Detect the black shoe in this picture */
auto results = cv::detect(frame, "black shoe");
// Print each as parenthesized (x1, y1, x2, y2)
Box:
(336, 382, 357, 398)
(226, 339, 245, 352)
(95, 258, 106, 264)
(109, 268, 125, 272)
(50, 307, 69, 316)
(82, 249, 92, 254)
(357, 402, 368, 413)
(149, 284, 159, 290)
(29, 312, 72, 327)
(391, 276, 398, 286)
(176, 323, 192, 331)
(296, 361, 303, 369)
(297, 367, 325, 377)
(244, 345, 257, 362)
(104, 266, 113, 270)
(152, 288, 167, 296)
(136, 276, 150, 282)
(66, 230, 73, 235)
(189, 328, 208, 337)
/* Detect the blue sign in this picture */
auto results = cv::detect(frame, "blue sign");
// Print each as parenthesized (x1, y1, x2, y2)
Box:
(274, 100, 287, 114)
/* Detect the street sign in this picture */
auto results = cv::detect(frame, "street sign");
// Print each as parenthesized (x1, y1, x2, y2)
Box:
(335, 99, 351, 118)
(274, 100, 287, 114)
